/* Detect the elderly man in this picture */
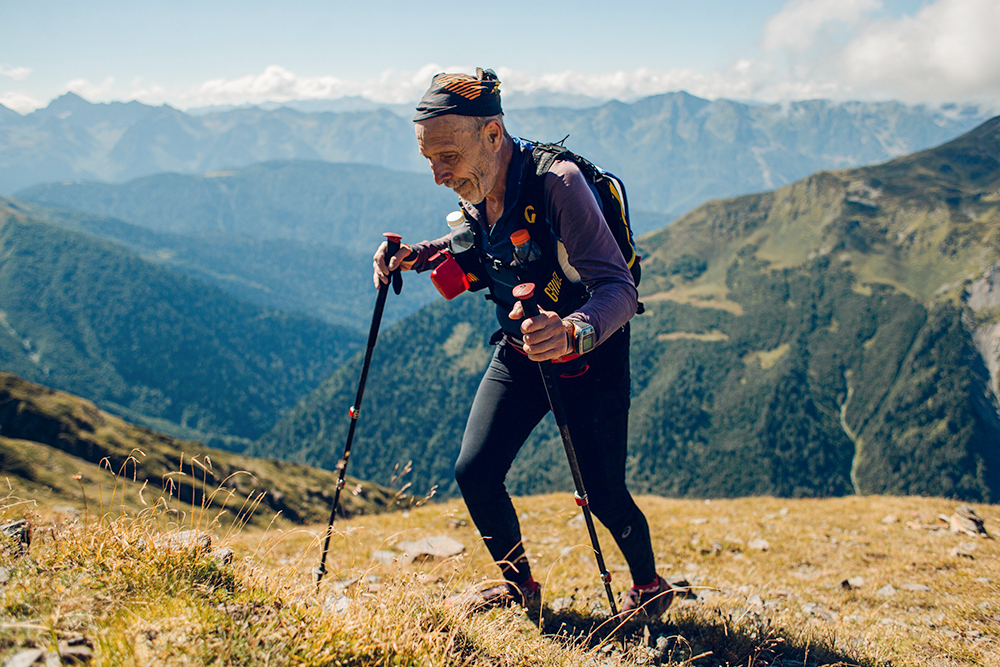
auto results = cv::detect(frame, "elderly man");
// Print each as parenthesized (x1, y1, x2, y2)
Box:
(374, 68, 670, 619)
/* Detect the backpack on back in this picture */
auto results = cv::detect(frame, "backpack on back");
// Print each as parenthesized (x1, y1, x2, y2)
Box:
(529, 141, 642, 294)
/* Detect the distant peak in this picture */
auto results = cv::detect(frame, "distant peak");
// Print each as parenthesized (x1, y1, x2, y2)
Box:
(43, 91, 93, 115)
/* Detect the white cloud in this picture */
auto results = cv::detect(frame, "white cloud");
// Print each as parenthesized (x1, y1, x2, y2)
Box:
(755, 0, 1000, 103)
(763, 0, 881, 51)
(19, 1, 1000, 117)
(842, 0, 1000, 99)
(0, 65, 32, 81)
(180, 66, 355, 107)
(0, 90, 42, 114)
(66, 76, 116, 101)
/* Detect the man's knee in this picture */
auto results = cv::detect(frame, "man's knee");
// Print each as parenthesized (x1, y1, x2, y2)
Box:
(588, 488, 640, 529)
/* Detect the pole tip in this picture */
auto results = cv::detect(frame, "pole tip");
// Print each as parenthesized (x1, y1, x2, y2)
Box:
(383, 232, 402, 243)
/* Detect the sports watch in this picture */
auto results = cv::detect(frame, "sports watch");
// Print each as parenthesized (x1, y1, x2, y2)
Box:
(570, 321, 596, 355)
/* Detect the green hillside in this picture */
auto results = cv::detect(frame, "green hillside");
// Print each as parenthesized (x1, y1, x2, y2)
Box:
(0, 203, 363, 444)
(1, 197, 438, 330)
(250, 117, 1000, 502)
(0, 372, 395, 525)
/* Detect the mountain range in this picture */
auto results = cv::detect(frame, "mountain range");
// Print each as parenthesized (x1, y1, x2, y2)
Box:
(2, 92, 988, 227)
(249, 116, 1000, 502)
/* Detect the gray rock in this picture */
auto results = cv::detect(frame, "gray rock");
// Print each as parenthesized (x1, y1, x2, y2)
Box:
(395, 536, 464, 562)
(155, 530, 211, 553)
(948, 506, 990, 538)
(51, 505, 80, 518)
(882, 514, 899, 524)
(549, 596, 574, 612)
(1, 520, 30, 555)
(371, 549, 397, 564)
(949, 546, 975, 559)
(4, 650, 42, 667)
(841, 576, 865, 590)
(57, 635, 94, 663)
(211, 547, 234, 565)
(323, 594, 351, 614)
(900, 582, 931, 592)
(802, 602, 838, 622)
(876, 584, 897, 597)
(748, 538, 770, 551)
(0, 566, 10, 585)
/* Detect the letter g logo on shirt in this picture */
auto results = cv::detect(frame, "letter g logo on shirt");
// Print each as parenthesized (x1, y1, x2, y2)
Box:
(524, 205, 536, 224)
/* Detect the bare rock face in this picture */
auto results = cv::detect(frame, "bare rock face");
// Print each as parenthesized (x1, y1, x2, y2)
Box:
(967, 266, 1000, 404)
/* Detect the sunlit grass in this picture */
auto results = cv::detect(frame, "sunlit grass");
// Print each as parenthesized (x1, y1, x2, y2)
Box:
(2, 458, 998, 666)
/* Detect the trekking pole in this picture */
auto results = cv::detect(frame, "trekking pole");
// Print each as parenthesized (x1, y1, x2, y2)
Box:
(513, 283, 619, 616)
(316, 232, 404, 590)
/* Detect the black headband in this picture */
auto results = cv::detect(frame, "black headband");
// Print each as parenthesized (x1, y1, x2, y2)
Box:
(413, 68, 502, 121)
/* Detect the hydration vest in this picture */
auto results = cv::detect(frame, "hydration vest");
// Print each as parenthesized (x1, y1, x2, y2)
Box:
(460, 139, 641, 338)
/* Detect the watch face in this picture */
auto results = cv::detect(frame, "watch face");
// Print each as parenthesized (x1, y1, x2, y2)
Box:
(576, 323, 596, 354)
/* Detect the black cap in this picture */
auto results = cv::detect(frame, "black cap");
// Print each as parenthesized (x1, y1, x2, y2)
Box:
(413, 68, 502, 122)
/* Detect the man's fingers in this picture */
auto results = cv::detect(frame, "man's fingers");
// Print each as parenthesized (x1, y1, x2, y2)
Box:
(508, 301, 524, 321)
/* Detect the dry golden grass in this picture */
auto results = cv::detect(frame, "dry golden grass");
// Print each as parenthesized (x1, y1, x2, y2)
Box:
(1, 462, 998, 666)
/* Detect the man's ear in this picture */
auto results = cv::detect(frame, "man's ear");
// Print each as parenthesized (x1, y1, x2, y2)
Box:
(483, 119, 504, 153)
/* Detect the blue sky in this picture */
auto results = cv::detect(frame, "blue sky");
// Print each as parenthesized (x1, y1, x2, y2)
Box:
(2, 0, 998, 113)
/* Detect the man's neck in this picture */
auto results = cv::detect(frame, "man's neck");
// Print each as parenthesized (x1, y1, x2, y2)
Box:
(484, 137, 514, 227)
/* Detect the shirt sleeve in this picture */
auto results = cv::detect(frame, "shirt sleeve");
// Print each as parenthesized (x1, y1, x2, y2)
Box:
(545, 161, 638, 346)
(405, 234, 451, 273)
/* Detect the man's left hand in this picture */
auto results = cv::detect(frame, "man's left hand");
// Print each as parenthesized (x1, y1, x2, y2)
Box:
(508, 301, 575, 361)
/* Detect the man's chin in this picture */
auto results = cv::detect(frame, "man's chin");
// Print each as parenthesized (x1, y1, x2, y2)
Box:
(448, 182, 483, 204)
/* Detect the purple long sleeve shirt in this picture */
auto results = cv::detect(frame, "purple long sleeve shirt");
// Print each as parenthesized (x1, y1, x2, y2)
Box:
(408, 138, 638, 347)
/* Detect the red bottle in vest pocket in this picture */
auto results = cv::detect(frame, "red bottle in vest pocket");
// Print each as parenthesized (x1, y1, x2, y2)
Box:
(430, 251, 470, 300)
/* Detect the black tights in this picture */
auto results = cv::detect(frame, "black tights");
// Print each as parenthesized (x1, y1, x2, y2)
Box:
(454, 325, 657, 587)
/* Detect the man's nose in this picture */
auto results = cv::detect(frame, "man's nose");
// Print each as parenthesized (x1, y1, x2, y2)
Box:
(431, 161, 450, 185)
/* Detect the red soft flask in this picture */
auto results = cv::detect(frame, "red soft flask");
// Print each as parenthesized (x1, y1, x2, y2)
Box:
(430, 251, 470, 300)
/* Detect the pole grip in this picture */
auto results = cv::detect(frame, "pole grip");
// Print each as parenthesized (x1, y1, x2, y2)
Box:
(513, 282, 539, 318)
(384, 232, 401, 258)
(384, 232, 403, 295)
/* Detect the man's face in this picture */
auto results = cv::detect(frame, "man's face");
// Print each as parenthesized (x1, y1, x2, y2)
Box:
(415, 116, 500, 205)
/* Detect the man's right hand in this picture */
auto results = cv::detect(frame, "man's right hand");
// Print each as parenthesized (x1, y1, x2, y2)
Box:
(373, 241, 416, 288)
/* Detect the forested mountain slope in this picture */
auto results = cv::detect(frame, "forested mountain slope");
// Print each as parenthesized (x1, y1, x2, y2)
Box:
(16, 160, 457, 255)
(0, 201, 363, 445)
(1, 196, 437, 330)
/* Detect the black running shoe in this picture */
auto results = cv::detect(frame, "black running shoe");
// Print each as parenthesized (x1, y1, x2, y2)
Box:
(617, 575, 673, 620)
(445, 579, 542, 615)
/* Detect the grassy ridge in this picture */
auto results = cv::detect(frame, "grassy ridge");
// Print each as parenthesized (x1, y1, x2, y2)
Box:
(0, 372, 396, 526)
(2, 479, 997, 665)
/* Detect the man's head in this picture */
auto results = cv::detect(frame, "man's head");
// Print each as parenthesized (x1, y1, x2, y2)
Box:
(413, 69, 510, 205)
